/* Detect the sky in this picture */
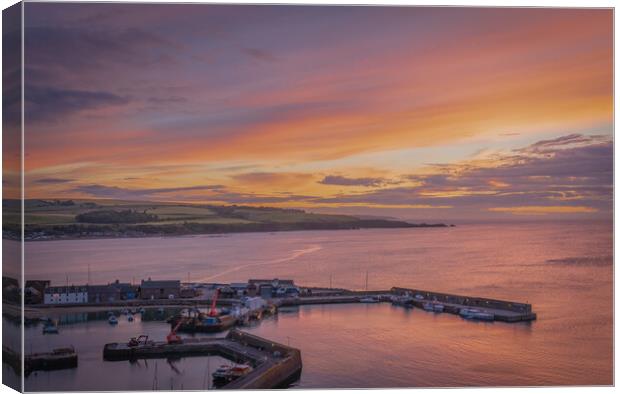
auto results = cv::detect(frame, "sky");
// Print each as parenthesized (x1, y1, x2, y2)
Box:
(17, 4, 613, 221)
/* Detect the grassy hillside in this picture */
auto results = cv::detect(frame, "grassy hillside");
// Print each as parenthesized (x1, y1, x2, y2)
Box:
(2, 199, 448, 240)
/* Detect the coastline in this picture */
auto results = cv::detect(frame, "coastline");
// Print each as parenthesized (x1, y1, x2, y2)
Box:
(7, 222, 451, 242)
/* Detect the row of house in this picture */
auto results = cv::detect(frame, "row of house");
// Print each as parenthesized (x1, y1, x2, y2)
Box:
(42, 279, 194, 305)
(31, 277, 298, 305)
(216, 279, 299, 299)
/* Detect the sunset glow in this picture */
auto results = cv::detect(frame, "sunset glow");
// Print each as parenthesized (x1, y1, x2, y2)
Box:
(22, 4, 613, 221)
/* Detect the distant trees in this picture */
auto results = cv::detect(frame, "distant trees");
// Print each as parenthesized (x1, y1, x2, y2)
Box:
(75, 209, 158, 224)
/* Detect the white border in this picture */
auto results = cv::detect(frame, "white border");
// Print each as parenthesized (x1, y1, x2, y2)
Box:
(0, 1, 616, 394)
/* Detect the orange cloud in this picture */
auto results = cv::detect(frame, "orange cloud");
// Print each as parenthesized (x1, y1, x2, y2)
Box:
(488, 206, 598, 215)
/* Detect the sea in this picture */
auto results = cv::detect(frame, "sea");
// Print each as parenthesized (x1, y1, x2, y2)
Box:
(3, 221, 613, 390)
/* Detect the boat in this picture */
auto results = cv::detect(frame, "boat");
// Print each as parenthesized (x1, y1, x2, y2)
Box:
(432, 303, 445, 313)
(121, 309, 129, 315)
(168, 314, 237, 333)
(212, 364, 253, 386)
(390, 295, 414, 307)
(422, 302, 434, 311)
(459, 308, 494, 321)
(107, 311, 114, 317)
(359, 296, 380, 303)
(42, 320, 59, 334)
(138, 307, 146, 314)
(127, 313, 134, 322)
(108, 316, 119, 325)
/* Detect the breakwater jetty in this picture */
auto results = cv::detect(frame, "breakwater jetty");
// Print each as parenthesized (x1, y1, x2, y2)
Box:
(277, 287, 536, 323)
(103, 329, 302, 389)
(390, 287, 537, 322)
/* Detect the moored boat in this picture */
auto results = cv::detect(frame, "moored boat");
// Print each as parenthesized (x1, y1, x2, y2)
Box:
(168, 314, 236, 333)
(212, 364, 253, 386)
(360, 296, 380, 303)
(459, 308, 494, 321)
(108, 316, 119, 325)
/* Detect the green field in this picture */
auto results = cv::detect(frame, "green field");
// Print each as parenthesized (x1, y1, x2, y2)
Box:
(3, 199, 440, 240)
(11, 199, 366, 227)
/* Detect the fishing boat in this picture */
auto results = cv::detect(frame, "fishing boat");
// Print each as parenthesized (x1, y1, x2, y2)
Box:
(459, 308, 494, 321)
(108, 316, 119, 325)
(168, 314, 236, 333)
(359, 296, 380, 303)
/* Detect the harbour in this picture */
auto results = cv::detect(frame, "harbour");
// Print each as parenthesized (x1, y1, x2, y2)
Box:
(9, 222, 613, 389)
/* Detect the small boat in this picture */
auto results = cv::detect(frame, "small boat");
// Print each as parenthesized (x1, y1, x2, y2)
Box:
(360, 296, 379, 303)
(42, 321, 59, 334)
(108, 316, 118, 325)
(138, 307, 146, 314)
(127, 314, 134, 322)
(459, 308, 494, 321)
(422, 302, 434, 311)
(414, 294, 425, 300)
(212, 364, 253, 386)
(432, 303, 444, 313)
(391, 295, 414, 307)
(212, 365, 232, 385)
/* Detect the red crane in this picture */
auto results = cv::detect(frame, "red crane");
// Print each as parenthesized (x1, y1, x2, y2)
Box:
(208, 288, 221, 317)
(166, 317, 185, 344)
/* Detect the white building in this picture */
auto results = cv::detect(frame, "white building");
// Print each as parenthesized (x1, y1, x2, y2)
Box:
(44, 286, 88, 304)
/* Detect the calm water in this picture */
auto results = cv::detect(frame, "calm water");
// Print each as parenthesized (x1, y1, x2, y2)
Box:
(10, 222, 614, 388)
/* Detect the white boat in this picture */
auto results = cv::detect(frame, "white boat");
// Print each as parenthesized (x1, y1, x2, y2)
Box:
(414, 294, 425, 300)
(212, 364, 253, 385)
(127, 313, 134, 322)
(459, 308, 494, 321)
(108, 316, 118, 325)
(432, 303, 444, 313)
(422, 302, 434, 311)
(359, 296, 379, 303)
